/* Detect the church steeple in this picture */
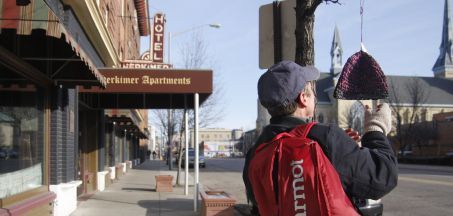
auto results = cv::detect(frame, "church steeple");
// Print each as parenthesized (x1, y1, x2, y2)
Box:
(330, 25, 343, 77)
(433, 0, 453, 78)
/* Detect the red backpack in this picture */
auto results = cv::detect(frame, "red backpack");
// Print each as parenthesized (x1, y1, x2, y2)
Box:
(248, 122, 359, 216)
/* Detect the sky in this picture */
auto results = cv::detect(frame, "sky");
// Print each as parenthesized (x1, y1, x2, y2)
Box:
(142, 0, 445, 131)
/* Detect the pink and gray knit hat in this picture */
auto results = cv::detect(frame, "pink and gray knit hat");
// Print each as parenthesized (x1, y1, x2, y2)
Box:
(333, 51, 388, 100)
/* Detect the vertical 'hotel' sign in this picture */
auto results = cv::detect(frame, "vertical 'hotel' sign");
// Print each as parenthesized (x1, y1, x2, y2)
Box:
(152, 13, 165, 62)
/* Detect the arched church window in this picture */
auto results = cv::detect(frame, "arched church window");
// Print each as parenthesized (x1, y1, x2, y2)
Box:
(421, 109, 427, 122)
(347, 101, 365, 134)
(404, 109, 409, 124)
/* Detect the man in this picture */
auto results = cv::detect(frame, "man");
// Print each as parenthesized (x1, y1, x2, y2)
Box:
(243, 60, 398, 215)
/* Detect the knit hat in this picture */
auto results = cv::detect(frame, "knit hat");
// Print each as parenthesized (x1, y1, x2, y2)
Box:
(334, 51, 388, 100)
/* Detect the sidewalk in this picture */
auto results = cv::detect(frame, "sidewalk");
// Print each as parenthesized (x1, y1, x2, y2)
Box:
(71, 160, 197, 216)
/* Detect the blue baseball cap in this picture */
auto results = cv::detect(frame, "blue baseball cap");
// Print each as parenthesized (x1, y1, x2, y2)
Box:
(258, 60, 320, 109)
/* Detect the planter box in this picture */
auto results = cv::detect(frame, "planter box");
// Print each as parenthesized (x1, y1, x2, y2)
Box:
(126, 161, 132, 169)
(200, 190, 236, 216)
(115, 165, 123, 179)
(105, 170, 112, 187)
(97, 171, 109, 191)
(49, 181, 82, 216)
(109, 166, 116, 180)
(155, 175, 173, 192)
(121, 162, 127, 173)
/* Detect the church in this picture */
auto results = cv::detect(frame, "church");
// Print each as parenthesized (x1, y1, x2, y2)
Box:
(249, 0, 453, 158)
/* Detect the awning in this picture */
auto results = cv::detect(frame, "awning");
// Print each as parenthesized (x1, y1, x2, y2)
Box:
(133, 0, 150, 36)
(0, 0, 106, 87)
(105, 110, 148, 139)
(79, 68, 213, 109)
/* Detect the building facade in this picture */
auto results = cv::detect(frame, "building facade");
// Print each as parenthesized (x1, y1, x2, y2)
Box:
(189, 128, 243, 158)
(433, 112, 453, 156)
(0, 0, 149, 215)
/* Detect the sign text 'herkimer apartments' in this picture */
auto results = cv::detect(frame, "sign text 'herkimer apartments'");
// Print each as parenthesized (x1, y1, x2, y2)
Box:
(79, 69, 213, 94)
(105, 75, 191, 86)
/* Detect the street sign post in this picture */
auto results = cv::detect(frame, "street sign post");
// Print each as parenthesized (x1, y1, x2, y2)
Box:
(259, 0, 297, 69)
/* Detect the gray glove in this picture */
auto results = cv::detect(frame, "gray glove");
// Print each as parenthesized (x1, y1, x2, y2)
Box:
(364, 103, 392, 136)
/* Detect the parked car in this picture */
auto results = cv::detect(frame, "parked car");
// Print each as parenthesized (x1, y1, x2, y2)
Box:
(446, 151, 453, 157)
(0, 149, 7, 159)
(182, 148, 205, 168)
(7, 149, 18, 158)
(0, 148, 17, 159)
(356, 198, 383, 216)
(399, 150, 413, 157)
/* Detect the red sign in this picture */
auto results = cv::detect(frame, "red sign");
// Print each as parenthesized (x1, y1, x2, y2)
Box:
(152, 13, 165, 62)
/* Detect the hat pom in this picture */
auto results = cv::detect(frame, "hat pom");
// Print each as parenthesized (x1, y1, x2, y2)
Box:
(334, 51, 388, 100)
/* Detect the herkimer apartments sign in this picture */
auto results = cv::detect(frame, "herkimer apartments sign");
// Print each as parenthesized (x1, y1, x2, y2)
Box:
(80, 68, 212, 94)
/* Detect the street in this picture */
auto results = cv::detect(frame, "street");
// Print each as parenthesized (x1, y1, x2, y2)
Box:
(383, 164, 453, 216)
(198, 158, 453, 216)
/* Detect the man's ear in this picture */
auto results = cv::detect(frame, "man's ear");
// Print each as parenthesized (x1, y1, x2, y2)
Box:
(297, 92, 307, 108)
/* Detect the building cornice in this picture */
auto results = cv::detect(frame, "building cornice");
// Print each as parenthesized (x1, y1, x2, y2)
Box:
(62, 0, 119, 67)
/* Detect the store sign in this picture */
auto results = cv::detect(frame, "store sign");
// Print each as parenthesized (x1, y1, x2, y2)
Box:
(152, 13, 165, 62)
(79, 68, 212, 94)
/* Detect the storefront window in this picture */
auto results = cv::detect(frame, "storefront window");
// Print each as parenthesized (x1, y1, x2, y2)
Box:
(0, 89, 44, 199)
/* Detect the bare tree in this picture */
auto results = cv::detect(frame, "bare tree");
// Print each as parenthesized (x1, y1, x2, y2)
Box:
(410, 121, 437, 155)
(295, 0, 340, 65)
(387, 78, 404, 151)
(387, 77, 431, 153)
(152, 109, 179, 167)
(152, 31, 225, 185)
(179, 32, 225, 129)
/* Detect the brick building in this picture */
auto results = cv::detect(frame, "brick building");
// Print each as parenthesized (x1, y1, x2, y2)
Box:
(0, 0, 149, 215)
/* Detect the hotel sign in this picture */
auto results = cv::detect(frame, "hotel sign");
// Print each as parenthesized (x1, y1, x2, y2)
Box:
(152, 13, 165, 62)
(79, 68, 212, 94)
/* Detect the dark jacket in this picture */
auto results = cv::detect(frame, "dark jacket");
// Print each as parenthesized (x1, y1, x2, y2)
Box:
(243, 115, 398, 213)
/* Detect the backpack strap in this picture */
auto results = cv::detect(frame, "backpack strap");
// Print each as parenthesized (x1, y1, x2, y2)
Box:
(269, 122, 317, 142)
(289, 122, 317, 138)
(255, 122, 316, 152)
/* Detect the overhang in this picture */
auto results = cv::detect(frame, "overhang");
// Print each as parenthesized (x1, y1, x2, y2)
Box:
(0, 0, 106, 87)
(134, 0, 150, 36)
(79, 68, 213, 109)
(105, 110, 148, 139)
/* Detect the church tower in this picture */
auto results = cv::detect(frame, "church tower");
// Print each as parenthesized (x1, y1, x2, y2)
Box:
(330, 25, 343, 77)
(433, 0, 453, 78)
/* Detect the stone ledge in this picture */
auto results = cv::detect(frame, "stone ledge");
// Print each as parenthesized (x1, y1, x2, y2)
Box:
(0, 191, 56, 216)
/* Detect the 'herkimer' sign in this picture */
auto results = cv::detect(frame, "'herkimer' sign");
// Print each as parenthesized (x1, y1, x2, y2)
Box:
(120, 60, 172, 69)
(80, 68, 212, 94)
